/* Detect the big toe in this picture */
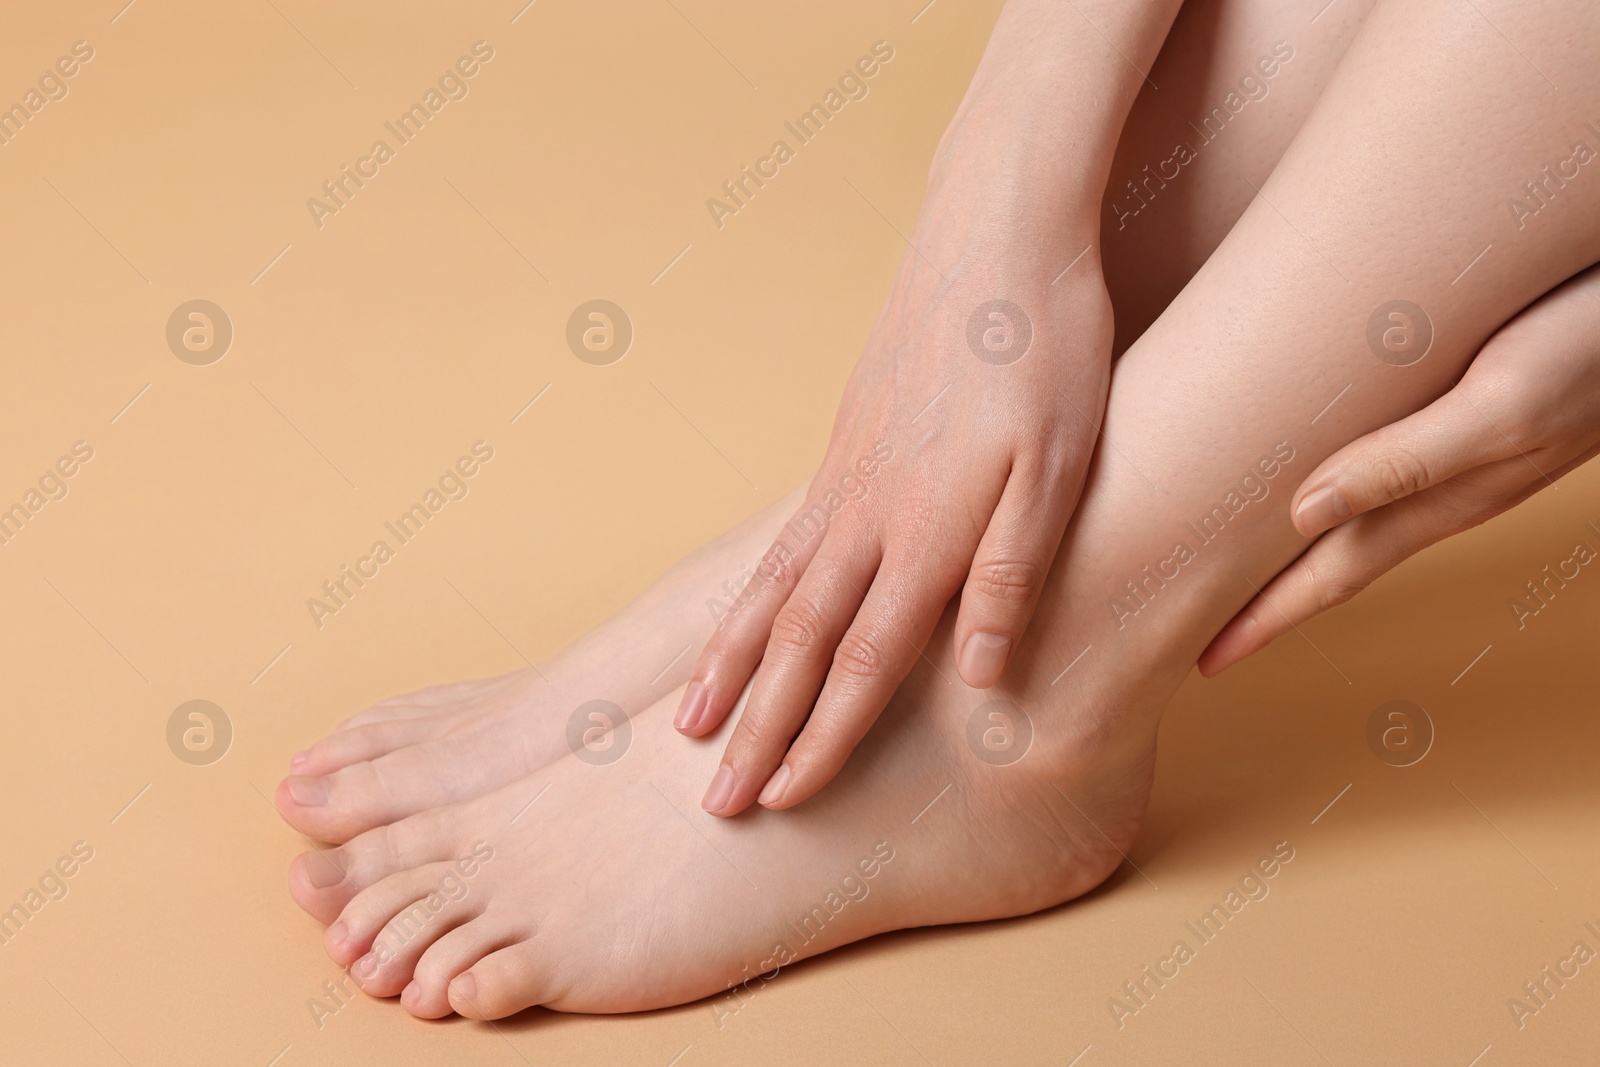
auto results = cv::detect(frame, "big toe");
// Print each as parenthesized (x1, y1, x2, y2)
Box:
(274, 748, 458, 843)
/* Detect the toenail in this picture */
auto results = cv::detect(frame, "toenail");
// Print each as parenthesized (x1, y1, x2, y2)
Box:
(449, 973, 477, 1004)
(353, 952, 378, 980)
(290, 749, 310, 770)
(702, 764, 735, 813)
(674, 681, 708, 732)
(304, 851, 347, 889)
(757, 764, 791, 807)
(958, 632, 1012, 688)
(401, 980, 420, 1007)
(287, 775, 329, 806)
(326, 921, 348, 949)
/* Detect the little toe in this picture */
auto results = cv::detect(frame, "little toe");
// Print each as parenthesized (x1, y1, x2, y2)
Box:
(448, 940, 553, 1020)
(406, 917, 521, 1018)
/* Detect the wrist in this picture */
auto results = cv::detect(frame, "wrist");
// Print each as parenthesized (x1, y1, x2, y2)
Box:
(926, 0, 1182, 241)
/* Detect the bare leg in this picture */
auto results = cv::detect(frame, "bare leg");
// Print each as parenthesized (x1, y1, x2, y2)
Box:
(284, 0, 1600, 1018)
(275, 0, 1378, 843)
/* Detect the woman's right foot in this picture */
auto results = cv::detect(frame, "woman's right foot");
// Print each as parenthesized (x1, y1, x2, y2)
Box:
(275, 488, 805, 843)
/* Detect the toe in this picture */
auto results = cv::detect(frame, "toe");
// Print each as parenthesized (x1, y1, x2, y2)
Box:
(288, 847, 357, 924)
(406, 917, 521, 1018)
(326, 861, 468, 968)
(277, 741, 509, 844)
(350, 885, 483, 998)
(292, 719, 446, 777)
(448, 941, 552, 1020)
(276, 754, 429, 844)
(288, 810, 462, 922)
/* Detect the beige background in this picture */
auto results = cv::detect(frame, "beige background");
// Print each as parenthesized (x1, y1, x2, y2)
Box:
(1, 1, 1597, 1064)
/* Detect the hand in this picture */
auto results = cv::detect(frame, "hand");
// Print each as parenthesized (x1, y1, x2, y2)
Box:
(678, 219, 1111, 814)
(675, 0, 1184, 817)
(1199, 263, 1600, 676)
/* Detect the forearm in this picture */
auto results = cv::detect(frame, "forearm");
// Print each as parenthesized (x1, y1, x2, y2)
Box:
(925, 0, 1185, 255)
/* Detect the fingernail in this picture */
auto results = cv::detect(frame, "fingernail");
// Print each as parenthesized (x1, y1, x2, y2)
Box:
(290, 750, 310, 770)
(401, 980, 421, 1007)
(287, 775, 329, 806)
(702, 764, 736, 813)
(675, 681, 708, 732)
(450, 973, 477, 1003)
(1295, 486, 1352, 535)
(757, 764, 792, 807)
(959, 632, 1012, 687)
(305, 850, 346, 889)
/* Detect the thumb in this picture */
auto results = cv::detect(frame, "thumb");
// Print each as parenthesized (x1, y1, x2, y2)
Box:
(1292, 387, 1507, 537)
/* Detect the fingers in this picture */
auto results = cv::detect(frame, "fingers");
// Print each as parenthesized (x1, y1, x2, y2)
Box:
(952, 460, 1081, 688)
(1291, 388, 1504, 537)
(674, 494, 836, 739)
(1197, 526, 1397, 678)
(764, 554, 958, 810)
(1200, 457, 1548, 676)
(700, 543, 882, 816)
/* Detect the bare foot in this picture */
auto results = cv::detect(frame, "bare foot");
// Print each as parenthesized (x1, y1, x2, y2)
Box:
(287, 605, 1158, 1017)
(274, 489, 804, 843)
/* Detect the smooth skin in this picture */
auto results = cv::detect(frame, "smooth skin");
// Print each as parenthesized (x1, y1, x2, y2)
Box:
(677, 0, 1190, 818)
(1201, 262, 1600, 675)
(275, 0, 1382, 846)
(283, 0, 1600, 1017)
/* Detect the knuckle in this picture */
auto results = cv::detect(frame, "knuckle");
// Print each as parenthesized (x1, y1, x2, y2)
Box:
(969, 557, 1043, 604)
(832, 629, 890, 682)
(732, 711, 774, 753)
(1297, 556, 1364, 613)
(1371, 451, 1430, 502)
(768, 597, 830, 658)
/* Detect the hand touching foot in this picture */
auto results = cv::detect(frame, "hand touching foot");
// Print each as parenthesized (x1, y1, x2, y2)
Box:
(674, 0, 1193, 817)
(289, 650, 1155, 1018)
